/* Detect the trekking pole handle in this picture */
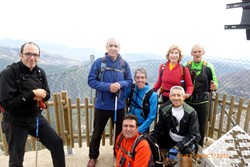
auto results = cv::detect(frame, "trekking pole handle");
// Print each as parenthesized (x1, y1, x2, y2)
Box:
(36, 101, 40, 138)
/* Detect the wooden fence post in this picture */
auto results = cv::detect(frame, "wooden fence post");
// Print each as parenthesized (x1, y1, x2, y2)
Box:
(76, 97, 82, 148)
(210, 92, 219, 138)
(236, 98, 244, 125)
(244, 99, 250, 132)
(57, 93, 65, 142)
(66, 97, 74, 148)
(61, 91, 73, 155)
(2, 91, 248, 154)
(0, 113, 8, 155)
(53, 93, 60, 134)
(226, 96, 235, 131)
(44, 102, 51, 124)
(85, 98, 90, 147)
(218, 94, 227, 138)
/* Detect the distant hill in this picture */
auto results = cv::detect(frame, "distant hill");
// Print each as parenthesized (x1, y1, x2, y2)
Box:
(0, 46, 82, 74)
(0, 38, 163, 62)
(0, 39, 249, 101)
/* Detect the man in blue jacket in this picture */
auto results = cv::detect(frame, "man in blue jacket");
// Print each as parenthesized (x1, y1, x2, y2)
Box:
(127, 68, 158, 133)
(87, 38, 133, 167)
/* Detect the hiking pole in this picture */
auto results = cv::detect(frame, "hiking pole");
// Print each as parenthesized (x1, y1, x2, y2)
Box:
(206, 91, 214, 142)
(35, 101, 40, 167)
(113, 93, 118, 167)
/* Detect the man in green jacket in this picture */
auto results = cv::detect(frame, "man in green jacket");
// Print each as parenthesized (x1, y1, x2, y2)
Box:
(183, 44, 218, 147)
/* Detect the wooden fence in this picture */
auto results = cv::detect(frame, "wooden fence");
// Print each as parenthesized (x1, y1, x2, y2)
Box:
(0, 91, 249, 156)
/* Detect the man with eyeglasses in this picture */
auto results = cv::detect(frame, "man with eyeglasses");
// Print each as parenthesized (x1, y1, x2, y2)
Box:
(0, 42, 65, 167)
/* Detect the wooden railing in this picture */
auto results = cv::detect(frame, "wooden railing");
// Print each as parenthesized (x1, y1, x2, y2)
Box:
(0, 91, 249, 156)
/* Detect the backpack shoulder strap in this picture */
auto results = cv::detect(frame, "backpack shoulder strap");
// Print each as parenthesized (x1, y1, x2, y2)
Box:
(186, 60, 192, 69)
(98, 57, 127, 81)
(120, 58, 126, 73)
(201, 60, 208, 72)
(142, 88, 155, 119)
(97, 57, 106, 81)
(160, 63, 166, 78)
(130, 134, 145, 157)
(181, 65, 185, 79)
(117, 133, 134, 157)
(202, 60, 213, 82)
(8, 63, 23, 85)
(128, 83, 136, 106)
(101, 57, 107, 70)
(119, 58, 127, 79)
(117, 133, 124, 150)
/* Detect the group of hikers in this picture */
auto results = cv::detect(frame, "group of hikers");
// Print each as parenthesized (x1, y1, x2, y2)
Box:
(0, 38, 218, 167)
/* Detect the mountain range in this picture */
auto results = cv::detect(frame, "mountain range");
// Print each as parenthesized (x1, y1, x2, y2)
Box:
(0, 39, 249, 101)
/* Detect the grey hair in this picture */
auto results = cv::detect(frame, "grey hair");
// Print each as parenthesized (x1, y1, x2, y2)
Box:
(106, 37, 120, 47)
(170, 86, 185, 96)
(134, 68, 147, 79)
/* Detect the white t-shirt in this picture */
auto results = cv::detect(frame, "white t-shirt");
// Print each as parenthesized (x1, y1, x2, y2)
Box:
(169, 106, 185, 142)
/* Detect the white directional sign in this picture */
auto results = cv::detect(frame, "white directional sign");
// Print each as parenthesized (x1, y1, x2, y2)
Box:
(202, 125, 250, 167)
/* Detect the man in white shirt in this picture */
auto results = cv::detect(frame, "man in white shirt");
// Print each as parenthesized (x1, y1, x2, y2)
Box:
(151, 86, 200, 167)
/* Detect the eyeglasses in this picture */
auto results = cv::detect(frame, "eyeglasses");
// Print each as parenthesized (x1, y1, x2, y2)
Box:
(23, 52, 40, 58)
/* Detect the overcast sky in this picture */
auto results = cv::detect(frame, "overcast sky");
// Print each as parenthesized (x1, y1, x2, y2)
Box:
(0, 0, 249, 60)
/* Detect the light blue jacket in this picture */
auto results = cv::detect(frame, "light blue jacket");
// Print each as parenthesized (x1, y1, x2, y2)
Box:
(127, 84, 158, 132)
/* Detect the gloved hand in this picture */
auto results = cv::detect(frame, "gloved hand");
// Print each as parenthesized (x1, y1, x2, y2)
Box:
(166, 147, 178, 161)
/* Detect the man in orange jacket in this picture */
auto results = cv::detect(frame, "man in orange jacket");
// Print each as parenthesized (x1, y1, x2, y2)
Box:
(115, 114, 152, 167)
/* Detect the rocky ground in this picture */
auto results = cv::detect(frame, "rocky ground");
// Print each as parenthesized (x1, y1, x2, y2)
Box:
(0, 138, 215, 167)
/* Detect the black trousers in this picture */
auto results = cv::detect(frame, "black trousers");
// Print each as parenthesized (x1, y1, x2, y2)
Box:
(2, 115, 65, 167)
(89, 108, 125, 159)
(188, 102, 208, 147)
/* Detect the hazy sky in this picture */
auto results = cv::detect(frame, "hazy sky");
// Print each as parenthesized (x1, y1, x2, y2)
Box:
(0, 0, 249, 60)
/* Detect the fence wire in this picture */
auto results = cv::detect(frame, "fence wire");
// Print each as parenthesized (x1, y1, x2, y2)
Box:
(46, 56, 250, 103)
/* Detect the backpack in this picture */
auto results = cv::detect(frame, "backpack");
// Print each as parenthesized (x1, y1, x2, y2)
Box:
(186, 60, 209, 78)
(186, 60, 212, 90)
(117, 133, 164, 167)
(97, 57, 127, 81)
(0, 63, 43, 113)
(6, 63, 44, 98)
(160, 63, 186, 91)
(128, 83, 157, 119)
(186, 60, 207, 71)
(7, 63, 44, 87)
